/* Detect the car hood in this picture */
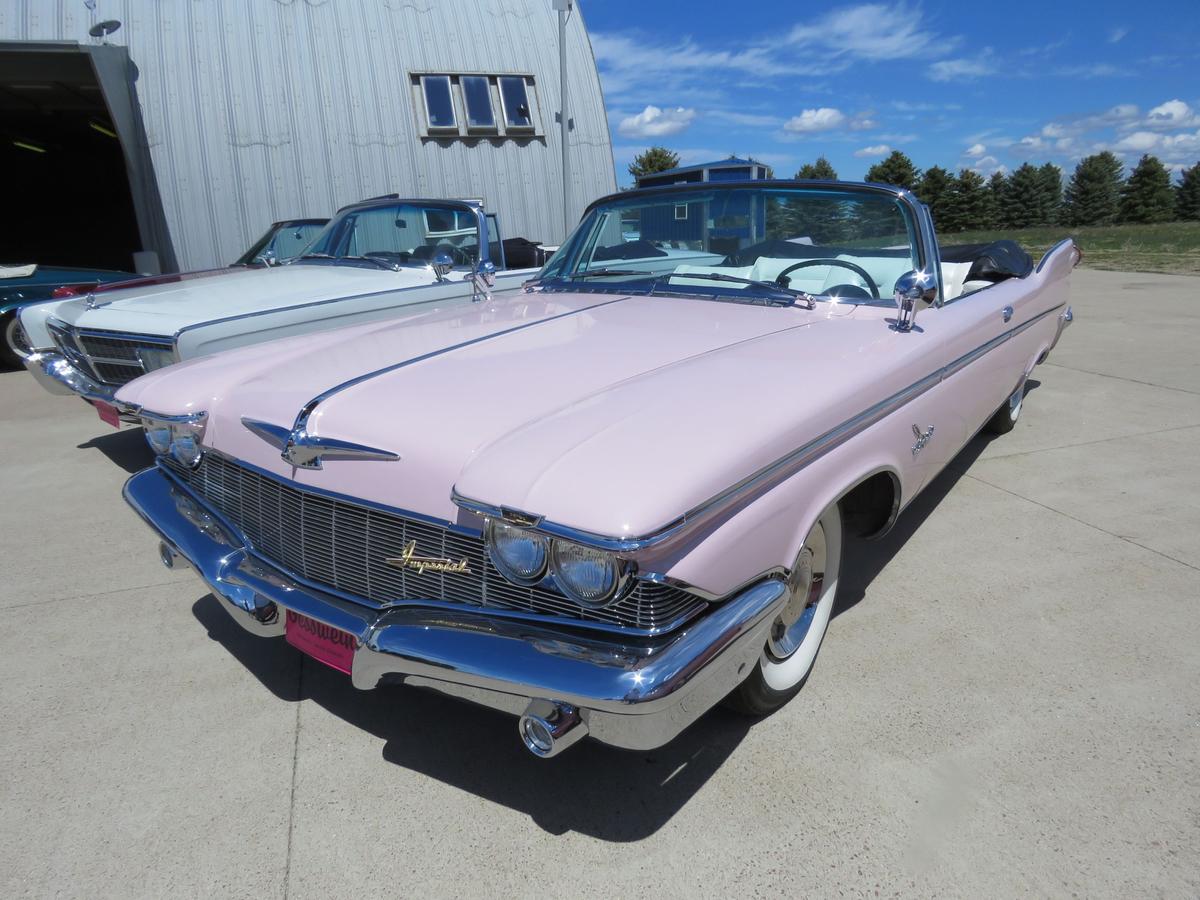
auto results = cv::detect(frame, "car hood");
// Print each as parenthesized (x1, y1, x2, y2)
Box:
(49, 264, 457, 336)
(117, 290, 926, 539)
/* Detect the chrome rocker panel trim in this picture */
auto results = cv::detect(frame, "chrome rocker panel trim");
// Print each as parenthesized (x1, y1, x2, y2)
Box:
(123, 466, 788, 752)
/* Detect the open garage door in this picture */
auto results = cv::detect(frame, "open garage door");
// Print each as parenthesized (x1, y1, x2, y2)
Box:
(0, 42, 175, 273)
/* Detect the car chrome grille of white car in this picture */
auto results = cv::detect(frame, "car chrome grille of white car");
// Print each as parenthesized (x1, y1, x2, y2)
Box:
(49, 323, 175, 386)
(165, 454, 708, 635)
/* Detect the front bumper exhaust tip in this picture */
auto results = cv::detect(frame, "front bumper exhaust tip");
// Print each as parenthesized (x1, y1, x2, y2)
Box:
(158, 541, 179, 570)
(519, 700, 588, 758)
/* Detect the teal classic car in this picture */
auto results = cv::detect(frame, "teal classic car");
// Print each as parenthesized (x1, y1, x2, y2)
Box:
(0, 263, 135, 367)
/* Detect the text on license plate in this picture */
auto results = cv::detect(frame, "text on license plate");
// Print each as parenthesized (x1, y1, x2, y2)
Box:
(284, 611, 356, 674)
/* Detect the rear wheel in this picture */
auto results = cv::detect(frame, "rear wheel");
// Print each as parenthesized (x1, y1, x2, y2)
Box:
(985, 379, 1024, 435)
(726, 502, 843, 716)
(1, 313, 32, 369)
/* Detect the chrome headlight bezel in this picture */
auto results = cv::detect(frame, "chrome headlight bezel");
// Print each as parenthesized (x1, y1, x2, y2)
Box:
(485, 519, 550, 586)
(140, 411, 207, 468)
(549, 539, 629, 607)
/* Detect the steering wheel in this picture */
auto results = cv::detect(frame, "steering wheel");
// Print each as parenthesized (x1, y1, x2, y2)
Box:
(773, 258, 880, 299)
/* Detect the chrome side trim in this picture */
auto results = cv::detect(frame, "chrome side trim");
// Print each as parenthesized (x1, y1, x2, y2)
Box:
(1036, 238, 1077, 273)
(453, 303, 1067, 553)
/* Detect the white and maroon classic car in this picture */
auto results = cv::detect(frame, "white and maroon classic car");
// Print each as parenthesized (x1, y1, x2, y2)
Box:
(20, 198, 529, 425)
(116, 180, 1075, 757)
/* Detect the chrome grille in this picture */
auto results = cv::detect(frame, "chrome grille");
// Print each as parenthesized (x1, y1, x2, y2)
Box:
(49, 322, 175, 386)
(167, 454, 708, 634)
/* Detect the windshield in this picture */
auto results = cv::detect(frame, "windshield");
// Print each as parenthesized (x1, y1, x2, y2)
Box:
(295, 202, 484, 271)
(538, 185, 920, 304)
(235, 220, 327, 266)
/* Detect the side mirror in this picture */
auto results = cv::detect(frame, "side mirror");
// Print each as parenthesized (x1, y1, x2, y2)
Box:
(471, 260, 496, 302)
(255, 248, 279, 267)
(431, 251, 454, 282)
(893, 270, 938, 332)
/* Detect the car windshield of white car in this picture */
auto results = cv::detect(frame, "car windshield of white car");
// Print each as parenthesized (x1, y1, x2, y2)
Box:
(535, 185, 920, 305)
(294, 202, 480, 271)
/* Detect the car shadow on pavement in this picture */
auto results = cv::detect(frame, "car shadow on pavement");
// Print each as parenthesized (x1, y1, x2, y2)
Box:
(77, 426, 155, 473)
(192, 594, 752, 841)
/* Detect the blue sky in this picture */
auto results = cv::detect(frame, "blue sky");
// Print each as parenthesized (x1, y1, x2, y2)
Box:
(582, 0, 1200, 185)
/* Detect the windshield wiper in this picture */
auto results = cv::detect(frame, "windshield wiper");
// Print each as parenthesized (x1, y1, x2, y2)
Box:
(651, 271, 816, 308)
(297, 252, 336, 261)
(567, 268, 654, 279)
(343, 255, 401, 271)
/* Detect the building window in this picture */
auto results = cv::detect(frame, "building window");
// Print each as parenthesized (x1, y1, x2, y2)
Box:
(498, 76, 534, 130)
(461, 75, 496, 130)
(421, 75, 456, 131)
(674, 204, 688, 220)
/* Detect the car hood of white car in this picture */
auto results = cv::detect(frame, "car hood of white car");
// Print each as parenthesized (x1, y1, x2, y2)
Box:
(47, 263, 472, 337)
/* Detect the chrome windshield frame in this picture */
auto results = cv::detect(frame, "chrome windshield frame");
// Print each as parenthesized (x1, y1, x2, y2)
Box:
(534, 179, 940, 304)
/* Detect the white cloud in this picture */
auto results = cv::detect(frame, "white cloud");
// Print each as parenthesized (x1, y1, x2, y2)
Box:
(787, 3, 956, 61)
(783, 107, 847, 133)
(1145, 99, 1199, 130)
(971, 155, 1007, 176)
(1113, 131, 1159, 152)
(964, 142, 987, 157)
(928, 54, 996, 82)
(617, 105, 696, 139)
(854, 144, 892, 158)
(1108, 26, 1129, 43)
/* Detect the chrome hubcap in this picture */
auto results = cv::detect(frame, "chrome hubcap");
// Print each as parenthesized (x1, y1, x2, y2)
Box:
(768, 520, 827, 660)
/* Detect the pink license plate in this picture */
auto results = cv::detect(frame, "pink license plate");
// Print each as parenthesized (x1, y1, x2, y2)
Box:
(284, 611, 356, 674)
(95, 400, 121, 428)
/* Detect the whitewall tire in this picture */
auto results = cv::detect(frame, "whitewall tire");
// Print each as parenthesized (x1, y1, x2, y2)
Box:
(726, 502, 843, 716)
(1, 314, 33, 368)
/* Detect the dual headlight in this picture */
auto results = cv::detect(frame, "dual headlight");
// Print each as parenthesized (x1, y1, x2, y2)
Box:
(486, 519, 628, 607)
(142, 412, 207, 468)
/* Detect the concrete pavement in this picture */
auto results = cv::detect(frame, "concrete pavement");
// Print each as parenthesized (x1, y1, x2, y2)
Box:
(1, 268, 1197, 897)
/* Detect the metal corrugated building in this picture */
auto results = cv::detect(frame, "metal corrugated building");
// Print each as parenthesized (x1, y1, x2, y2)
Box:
(0, 0, 614, 272)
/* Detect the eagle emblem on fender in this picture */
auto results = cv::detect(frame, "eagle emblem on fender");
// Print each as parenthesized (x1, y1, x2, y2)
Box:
(911, 424, 935, 456)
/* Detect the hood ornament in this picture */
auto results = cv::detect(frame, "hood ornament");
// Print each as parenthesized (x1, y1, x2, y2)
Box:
(242, 417, 399, 470)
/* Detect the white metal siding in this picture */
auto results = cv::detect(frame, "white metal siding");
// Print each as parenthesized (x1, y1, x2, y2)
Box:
(0, 0, 614, 270)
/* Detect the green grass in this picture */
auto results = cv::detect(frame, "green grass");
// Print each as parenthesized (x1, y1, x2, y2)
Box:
(945, 221, 1200, 276)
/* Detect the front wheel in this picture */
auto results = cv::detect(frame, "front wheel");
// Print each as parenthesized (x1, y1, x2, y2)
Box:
(1, 313, 33, 369)
(725, 502, 843, 716)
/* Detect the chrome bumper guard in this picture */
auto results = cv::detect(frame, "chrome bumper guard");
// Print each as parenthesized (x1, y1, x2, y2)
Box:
(1043, 305, 1074, 359)
(123, 467, 788, 755)
(24, 350, 132, 414)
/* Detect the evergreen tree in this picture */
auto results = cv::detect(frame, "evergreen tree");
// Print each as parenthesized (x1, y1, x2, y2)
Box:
(915, 166, 955, 230)
(1063, 151, 1124, 226)
(627, 146, 680, 179)
(1037, 163, 1063, 225)
(794, 157, 838, 180)
(1002, 163, 1048, 229)
(1178, 162, 1200, 221)
(1119, 154, 1176, 223)
(943, 169, 991, 232)
(864, 150, 920, 190)
(988, 171, 1009, 228)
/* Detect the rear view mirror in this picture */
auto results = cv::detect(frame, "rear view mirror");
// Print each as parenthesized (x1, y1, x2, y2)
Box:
(432, 252, 454, 282)
(893, 270, 937, 332)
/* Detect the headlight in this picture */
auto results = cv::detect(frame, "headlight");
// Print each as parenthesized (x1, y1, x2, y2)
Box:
(486, 519, 549, 585)
(143, 419, 171, 454)
(141, 412, 206, 467)
(549, 540, 622, 606)
(169, 421, 205, 467)
(136, 346, 177, 374)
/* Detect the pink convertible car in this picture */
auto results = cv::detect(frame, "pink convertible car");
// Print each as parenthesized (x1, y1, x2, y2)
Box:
(117, 180, 1076, 757)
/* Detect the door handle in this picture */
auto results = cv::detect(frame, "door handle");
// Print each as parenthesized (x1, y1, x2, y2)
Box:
(1001, 306, 1014, 323)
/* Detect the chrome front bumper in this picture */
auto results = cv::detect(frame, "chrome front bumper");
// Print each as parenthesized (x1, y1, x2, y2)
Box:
(25, 349, 120, 405)
(123, 467, 788, 755)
